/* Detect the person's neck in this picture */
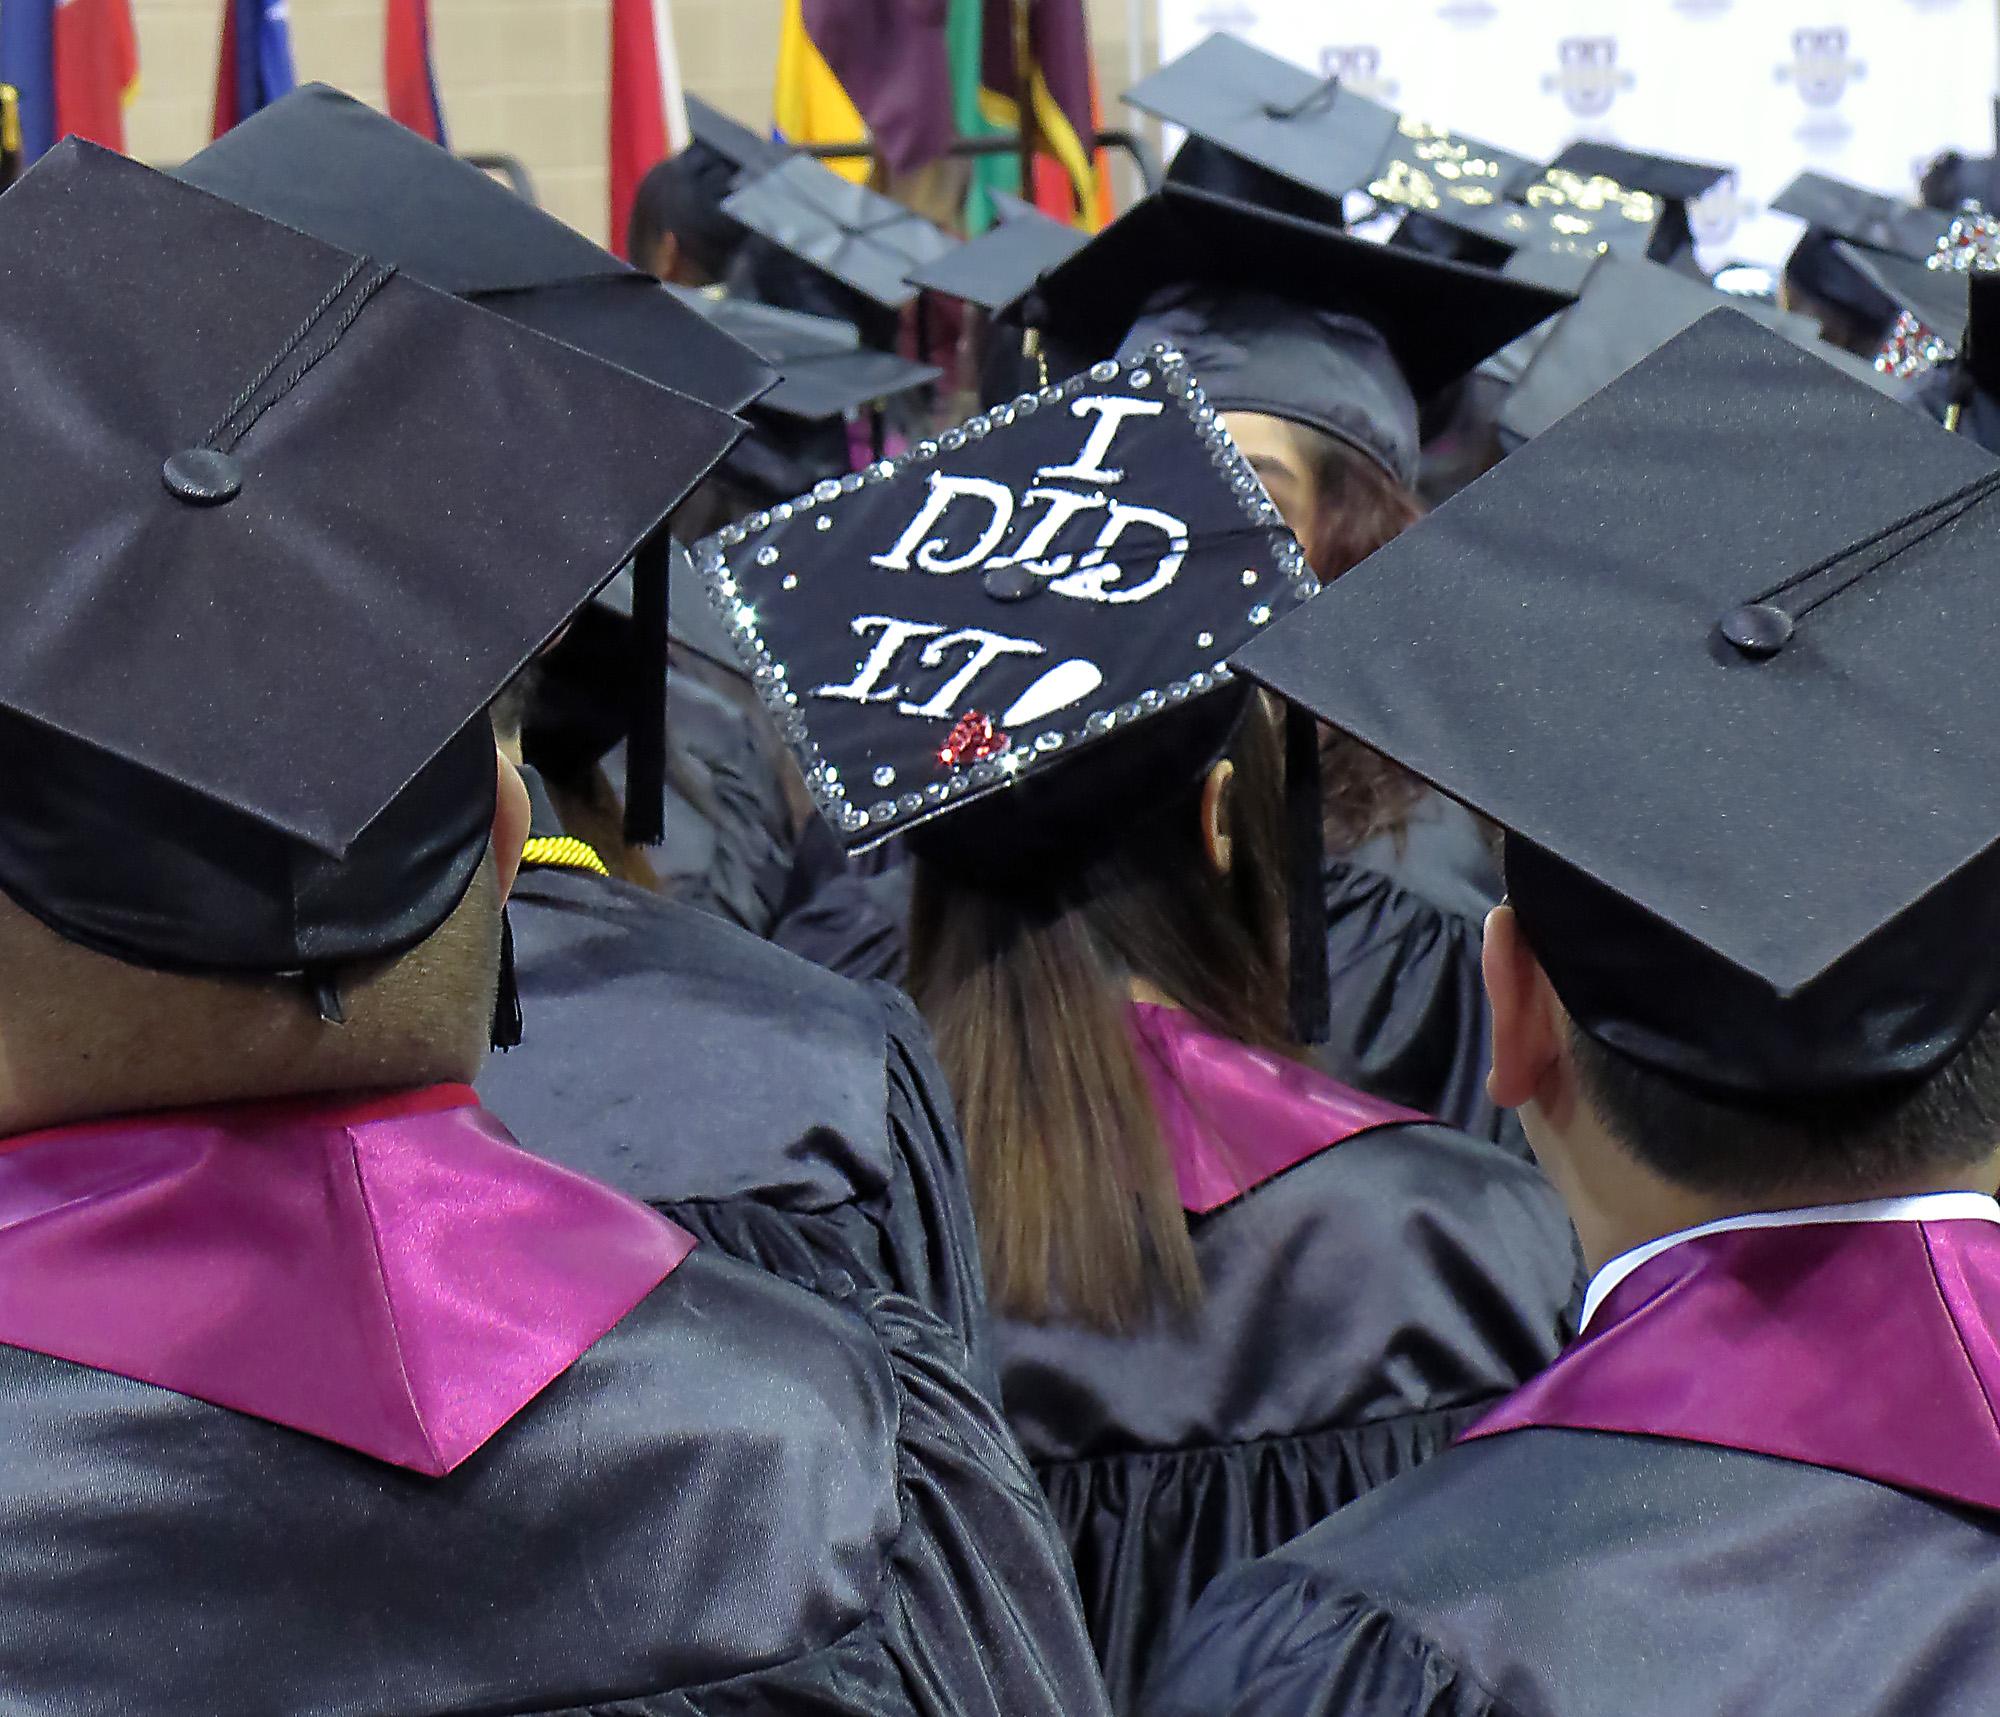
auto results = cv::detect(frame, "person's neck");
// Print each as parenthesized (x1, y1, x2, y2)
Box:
(1524, 1104, 2000, 1275)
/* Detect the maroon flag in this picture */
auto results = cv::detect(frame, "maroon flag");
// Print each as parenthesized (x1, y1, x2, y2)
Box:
(799, 0, 954, 174)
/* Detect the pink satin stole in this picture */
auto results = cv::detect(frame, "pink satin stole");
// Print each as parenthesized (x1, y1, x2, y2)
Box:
(1129, 1003, 1430, 1214)
(0, 1085, 693, 1475)
(1467, 1216, 2000, 1516)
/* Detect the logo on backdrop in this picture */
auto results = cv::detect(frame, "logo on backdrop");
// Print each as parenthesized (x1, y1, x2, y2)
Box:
(1192, 3, 1258, 33)
(1778, 27, 1866, 109)
(1671, 0, 1732, 14)
(1435, 0, 1498, 24)
(1689, 173, 1753, 248)
(1317, 45, 1399, 105)
(1543, 37, 1634, 121)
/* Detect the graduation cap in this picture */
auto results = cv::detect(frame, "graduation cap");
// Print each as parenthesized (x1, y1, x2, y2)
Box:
(693, 345, 1336, 1033)
(667, 286, 938, 421)
(1547, 141, 1729, 264)
(1497, 251, 1857, 445)
(1125, 34, 1400, 216)
(178, 84, 776, 415)
(687, 94, 793, 181)
(179, 82, 765, 845)
(1774, 171, 1956, 261)
(1022, 181, 1573, 408)
(1235, 307, 2000, 1099)
(0, 141, 736, 996)
(906, 208, 1091, 315)
(722, 155, 957, 311)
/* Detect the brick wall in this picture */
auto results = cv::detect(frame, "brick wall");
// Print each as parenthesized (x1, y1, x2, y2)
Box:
(125, 0, 1160, 247)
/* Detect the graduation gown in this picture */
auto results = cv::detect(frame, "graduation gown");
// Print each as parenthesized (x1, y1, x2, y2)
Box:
(0, 1087, 1112, 1716)
(1150, 1196, 2000, 1717)
(479, 777, 992, 1389)
(1318, 790, 1522, 1152)
(999, 1005, 1581, 1711)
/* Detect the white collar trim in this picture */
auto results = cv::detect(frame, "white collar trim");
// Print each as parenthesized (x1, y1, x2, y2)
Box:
(1579, 1191, 2000, 1334)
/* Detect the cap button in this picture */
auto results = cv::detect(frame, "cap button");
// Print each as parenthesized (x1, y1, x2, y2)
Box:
(162, 448, 243, 507)
(983, 564, 1041, 602)
(1717, 602, 1795, 659)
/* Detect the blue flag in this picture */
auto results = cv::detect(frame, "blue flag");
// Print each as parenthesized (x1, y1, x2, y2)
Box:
(214, 0, 295, 135)
(1, 0, 58, 161)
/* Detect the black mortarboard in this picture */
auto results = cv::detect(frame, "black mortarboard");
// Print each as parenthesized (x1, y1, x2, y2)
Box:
(1022, 182, 1573, 405)
(178, 84, 776, 415)
(1406, 166, 1666, 265)
(1550, 141, 1730, 208)
(1838, 240, 1970, 353)
(906, 208, 1091, 314)
(667, 286, 938, 421)
(0, 140, 737, 983)
(1235, 307, 2000, 1099)
(1498, 251, 1854, 444)
(722, 155, 957, 311)
(180, 83, 765, 847)
(1773, 170, 1955, 261)
(686, 94, 792, 180)
(1124, 33, 1400, 217)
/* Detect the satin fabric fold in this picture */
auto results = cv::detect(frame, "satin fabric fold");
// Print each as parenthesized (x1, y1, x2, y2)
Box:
(0, 1085, 692, 1474)
(1129, 1002, 1428, 1213)
(1467, 1214, 2000, 1515)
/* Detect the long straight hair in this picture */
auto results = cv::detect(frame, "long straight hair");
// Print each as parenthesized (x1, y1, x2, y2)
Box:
(908, 698, 1295, 1333)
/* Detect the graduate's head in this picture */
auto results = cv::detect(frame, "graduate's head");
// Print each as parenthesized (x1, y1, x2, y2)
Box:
(909, 687, 1298, 1331)
(0, 143, 730, 1129)
(1222, 309, 2000, 1255)
(1483, 895, 2000, 1224)
(0, 756, 532, 1135)
(628, 150, 743, 287)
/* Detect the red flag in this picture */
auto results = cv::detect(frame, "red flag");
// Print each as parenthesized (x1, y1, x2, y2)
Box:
(609, 0, 689, 258)
(385, 0, 448, 144)
(52, 0, 137, 152)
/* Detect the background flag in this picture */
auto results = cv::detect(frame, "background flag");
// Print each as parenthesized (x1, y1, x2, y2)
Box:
(609, 0, 689, 257)
(775, 0, 952, 180)
(979, 0, 1108, 228)
(211, 0, 294, 137)
(384, 0, 446, 145)
(0, 0, 138, 164)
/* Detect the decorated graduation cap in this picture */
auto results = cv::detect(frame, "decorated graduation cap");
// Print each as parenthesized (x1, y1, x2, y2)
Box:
(906, 208, 1091, 315)
(723, 154, 957, 311)
(693, 347, 1334, 1033)
(1020, 181, 1572, 484)
(1775, 171, 1957, 341)
(0, 142, 736, 1011)
(179, 81, 759, 845)
(1548, 141, 1729, 263)
(1235, 307, 2000, 1099)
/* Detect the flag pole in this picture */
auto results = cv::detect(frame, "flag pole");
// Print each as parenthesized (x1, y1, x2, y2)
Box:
(1014, 0, 1036, 206)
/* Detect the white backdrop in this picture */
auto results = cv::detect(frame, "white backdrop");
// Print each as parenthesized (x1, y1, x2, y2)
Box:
(1151, 0, 2000, 268)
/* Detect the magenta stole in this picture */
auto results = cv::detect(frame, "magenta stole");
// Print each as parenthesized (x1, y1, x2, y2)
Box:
(1129, 1003, 1427, 1212)
(1467, 1214, 2000, 1516)
(0, 1085, 693, 1475)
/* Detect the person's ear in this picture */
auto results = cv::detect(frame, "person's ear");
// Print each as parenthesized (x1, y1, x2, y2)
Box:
(649, 232, 684, 285)
(492, 748, 532, 903)
(1200, 758, 1236, 877)
(1484, 902, 1565, 1110)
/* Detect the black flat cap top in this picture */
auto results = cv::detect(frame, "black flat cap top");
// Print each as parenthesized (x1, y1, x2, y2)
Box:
(178, 82, 776, 413)
(1550, 141, 1731, 206)
(723, 155, 957, 310)
(692, 348, 1316, 850)
(906, 208, 1091, 313)
(1234, 308, 2000, 1096)
(1025, 181, 1573, 401)
(1773, 170, 1954, 261)
(0, 140, 738, 861)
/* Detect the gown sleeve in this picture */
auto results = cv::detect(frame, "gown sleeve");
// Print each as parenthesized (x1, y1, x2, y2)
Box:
(769, 814, 914, 985)
(1142, 1561, 1514, 1717)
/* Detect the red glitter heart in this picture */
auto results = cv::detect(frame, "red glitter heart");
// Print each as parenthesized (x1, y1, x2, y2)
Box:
(938, 710, 1010, 769)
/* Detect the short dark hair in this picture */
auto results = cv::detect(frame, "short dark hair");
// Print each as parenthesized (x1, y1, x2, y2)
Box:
(627, 154, 742, 283)
(1569, 1009, 2000, 1200)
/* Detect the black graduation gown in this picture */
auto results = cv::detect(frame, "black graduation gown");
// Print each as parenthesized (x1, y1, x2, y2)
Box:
(1146, 1426, 2000, 1717)
(479, 783, 992, 1392)
(1318, 791, 1524, 1153)
(0, 1247, 1114, 1716)
(997, 1123, 1581, 1711)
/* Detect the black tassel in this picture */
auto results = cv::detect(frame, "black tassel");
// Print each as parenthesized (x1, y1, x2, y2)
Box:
(490, 910, 524, 1051)
(623, 530, 671, 847)
(1284, 703, 1331, 1046)
(308, 971, 346, 1026)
